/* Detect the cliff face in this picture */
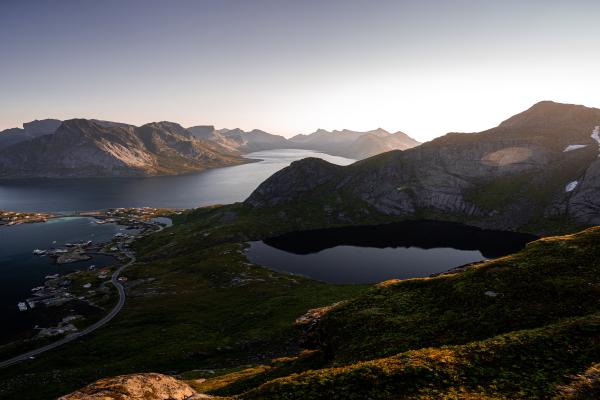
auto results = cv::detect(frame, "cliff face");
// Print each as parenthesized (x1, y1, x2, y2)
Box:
(0, 119, 245, 178)
(246, 101, 600, 232)
(58, 373, 203, 400)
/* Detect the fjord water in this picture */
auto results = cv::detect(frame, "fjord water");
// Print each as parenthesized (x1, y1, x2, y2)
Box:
(0, 149, 355, 212)
(246, 221, 537, 284)
(0, 218, 122, 343)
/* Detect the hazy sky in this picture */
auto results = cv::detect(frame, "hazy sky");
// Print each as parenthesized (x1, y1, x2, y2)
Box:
(1, 0, 599, 141)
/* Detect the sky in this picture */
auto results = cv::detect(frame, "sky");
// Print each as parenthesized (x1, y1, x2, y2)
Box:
(1, 0, 599, 142)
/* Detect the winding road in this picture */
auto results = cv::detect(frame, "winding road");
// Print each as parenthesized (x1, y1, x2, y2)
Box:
(0, 223, 164, 369)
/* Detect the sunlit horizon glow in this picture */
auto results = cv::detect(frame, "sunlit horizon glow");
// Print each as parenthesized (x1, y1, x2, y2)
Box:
(1, 0, 599, 142)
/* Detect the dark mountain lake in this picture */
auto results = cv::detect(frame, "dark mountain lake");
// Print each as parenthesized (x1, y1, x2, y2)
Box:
(0, 217, 126, 343)
(246, 221, 537, 284)
(0, 149, 355, 212)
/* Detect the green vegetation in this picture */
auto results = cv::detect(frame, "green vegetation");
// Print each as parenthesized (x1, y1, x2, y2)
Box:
(1, 204, 599, 399)
(238, 314, 600, 399)
(0, 206, 366, 399)
(189, 226, 600, 399)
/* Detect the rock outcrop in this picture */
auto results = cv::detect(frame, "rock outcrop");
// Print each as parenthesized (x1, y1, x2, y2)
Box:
(58, 373, 206, 400)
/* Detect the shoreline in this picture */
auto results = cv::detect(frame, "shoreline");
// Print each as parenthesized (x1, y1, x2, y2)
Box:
(0, 208, 172, 366)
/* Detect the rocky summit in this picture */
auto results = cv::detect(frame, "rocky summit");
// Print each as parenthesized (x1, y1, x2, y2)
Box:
(247, 101, 600, 233)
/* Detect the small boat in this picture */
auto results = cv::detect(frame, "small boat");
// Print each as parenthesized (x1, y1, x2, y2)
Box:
(17, 302, 27, 311)
(32, 249, 46, 255)
(45, 273, 59, 279)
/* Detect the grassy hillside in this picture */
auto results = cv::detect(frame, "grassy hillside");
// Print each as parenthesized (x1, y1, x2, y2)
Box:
(0, 206, 367, 400)
(183, 227, 600, 399)
(1, 206, 599, 399)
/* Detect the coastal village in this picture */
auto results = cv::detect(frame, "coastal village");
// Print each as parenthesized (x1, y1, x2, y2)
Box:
(8, 207, 179, 340)
(0, 210, 54, 225)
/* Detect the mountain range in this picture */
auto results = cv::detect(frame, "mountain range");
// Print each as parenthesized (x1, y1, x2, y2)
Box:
(0, 119, 245, 178)
(288, 128, 420, 159)
(187, 125, 421, 158)
(247, 101, 600, 233)
(0, 120, 420, 178)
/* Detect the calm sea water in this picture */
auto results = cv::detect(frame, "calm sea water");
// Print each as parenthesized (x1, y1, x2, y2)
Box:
(0, 149, 355, 212)
(246, 221, 537, 284)
(0, 217, 124, 343)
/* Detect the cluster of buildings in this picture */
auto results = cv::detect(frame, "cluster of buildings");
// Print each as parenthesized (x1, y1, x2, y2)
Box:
(0, 211, 53, 225)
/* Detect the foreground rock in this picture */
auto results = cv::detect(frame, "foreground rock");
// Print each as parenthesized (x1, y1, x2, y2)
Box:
(59, 373, 207, 400)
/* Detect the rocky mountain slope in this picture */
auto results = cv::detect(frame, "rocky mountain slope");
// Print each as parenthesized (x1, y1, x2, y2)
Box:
(0, 119, 62, 150)
(247, 101, 600, 233)
(0, 119, 245, 178)
(289, 127, 420, 159)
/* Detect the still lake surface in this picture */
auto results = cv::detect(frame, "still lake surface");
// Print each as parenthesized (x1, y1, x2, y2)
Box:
(246, 221, 537, 284)
(0, 217, 124, 343)
(0, 149, 355, 212)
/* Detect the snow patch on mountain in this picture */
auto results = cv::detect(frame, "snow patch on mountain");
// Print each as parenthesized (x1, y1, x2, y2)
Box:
(591, 126, 600, 156)
(563, 144, 588, 152)
(565, 181, 578, 192)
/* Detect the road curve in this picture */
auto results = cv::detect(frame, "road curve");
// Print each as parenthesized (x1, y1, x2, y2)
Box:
(0, 223, 164, 369)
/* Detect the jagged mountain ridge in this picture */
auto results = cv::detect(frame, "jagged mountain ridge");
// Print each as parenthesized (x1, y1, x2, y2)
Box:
(289, 127, 420, 158)
(247, 101, 600, 232)
(187, 125, 421, 158)
(0, 119, 420, 178)
(0, 119, 245, 178)
(188, 126, 291, 153)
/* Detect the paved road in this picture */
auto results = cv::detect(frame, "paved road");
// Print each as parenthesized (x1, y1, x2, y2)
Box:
(0, 223, 164, 369)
